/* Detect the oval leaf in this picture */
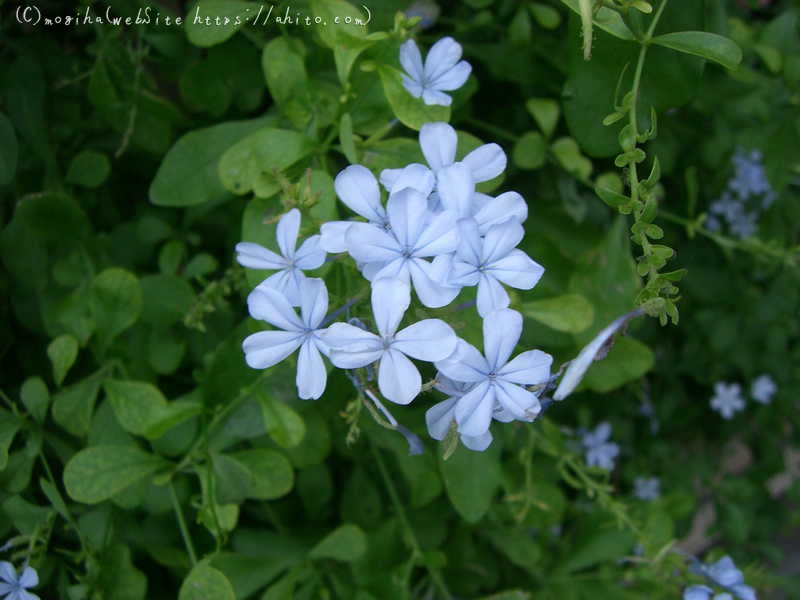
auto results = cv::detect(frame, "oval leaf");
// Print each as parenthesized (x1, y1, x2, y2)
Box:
(652, 31, 742, 71)
(179, 563, 236, 600)
(523, 294, 595, 333)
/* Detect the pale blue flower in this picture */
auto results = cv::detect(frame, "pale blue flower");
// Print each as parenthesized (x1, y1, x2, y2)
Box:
(710, 382, 745, 419)
(0, 562, 39, 600)
(633, 476, 661, 500)
(322, 279, 458, 405)
(405, 0, 440, 30)
(425, 375, 493, 451)
(582, 422, 619, 470)
(443, 218, 544, 317)
(344, 187, 461, 308)
(243, 278, 331, 400)
(683, 586, 716, 600)
(750, 374, 776, 405)
(434, 309, 552, 438)
(400, 37, 471, 106)
(698, 556, 757, 600)
(236, 209, 326, 306)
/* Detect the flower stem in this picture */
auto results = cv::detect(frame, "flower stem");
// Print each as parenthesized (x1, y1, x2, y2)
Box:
(370, 444, 452, 599)
(169, 482, 198, 566)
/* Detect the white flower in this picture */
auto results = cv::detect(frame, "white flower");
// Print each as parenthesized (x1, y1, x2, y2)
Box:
(434, 309, 552, 438)
(400, 37, 471, 106)
(710, 382, 745, 419)
(322, 279, 457, 405)
(0, 562, 39, 600)
(445, 218, 544, 317)
(582, 422, 620, 470)
(750, 374, 776, 405)
(242, 278, 331, 400)
(633, 476, 661, 501)
(379, 122, 507, 191)
(425, 375, 493, 451)
(345, 187, 461, 308)
(236, 209, 326, 306)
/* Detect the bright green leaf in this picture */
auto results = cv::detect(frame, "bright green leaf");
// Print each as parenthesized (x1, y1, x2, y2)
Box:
(651, 31, 742, 71)
(440, 444, 502, 523)
(104, 380, 202, 440)
(21, 376, 50, 424)
(47, 334, 79, 387)
(377, 65, 450, 131)
(525, 98, 560, 138)
(179, 563, 236, 600)
(89, 268, 142, 353)
(523, 294, 594, 333)
(229, 448, 294, 500)
(258, 393, 306, 448)
(513, 132, 548, 170)
(309, 523, 367, 562)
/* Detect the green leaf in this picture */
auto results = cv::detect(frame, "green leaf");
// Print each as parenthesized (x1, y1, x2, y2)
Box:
(97, 545, 148, 600)
(229, 448, 294, 500)
(525, 98, 560, 138)
(90, 268, 142, 353)
(651, 31, 742, 71)
(513, 132, 548, 170)
(0, 112, 18, 185)
(184, 1, 257, 48)
(529, 3, 561, 30)
(257, 393, 306, 448)
(218, 127, 315, 198)
(140, 274, 195, 326)
(582, 336, 655, 393)
(310, 524, 367, 562)
(558, 0, 635, 41)
(440, 444, 502, 523)
(339, 113, 358, 164)
(52, 376, 102, 437)
(558, 526, 634, 573)
(0, 410, 21, 471)
(21, 377, 50, 424)
(377, 65, 450, 131)
(64, 445, 168, 504)
(309, 0, 371, 83)
(150, 116, 273, 207)
(179, 563, 236, 600)
(66, 150, 111, 188)
(551, 137, 592, 180)
(1, 495, 53, 535)
(47, 334, 79, 387)
(104, 380, 202, 440)
(522, 294, 595, 333)
(262, 38, 310, 126)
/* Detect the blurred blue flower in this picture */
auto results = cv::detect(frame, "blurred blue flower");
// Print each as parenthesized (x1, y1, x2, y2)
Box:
(710, 382, 745, 419)
(633, 476, 661, 500)
(582, 422, 620, 470)
(750, 374, 776, 405)
(0, 562, 40, 600)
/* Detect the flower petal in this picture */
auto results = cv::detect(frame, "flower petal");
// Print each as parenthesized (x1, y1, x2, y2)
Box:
(371, 278, 410, 337)
(247, 286, 304, 331)
(474, 191, 528, 233)
(394, 318, 457, 361)
(424, 36, 463, 82)
(498, 349, 553, 385)
(294, 235, 327, 270)
(243, 330, 304, 369)
(463, 143, 507, 183)
(399, 39, 425, 82)
(0, 562, 16, 584)
(323, 323, 384, 368)
(402, 75, 424, 98)
(276, 208, 301, 258)
(299, 278, 328, 329)
(383, 163, 435, 196)
(495, 380, 540, 420)
(319, 221, 354, 253)
(345, 223, 400, 264)
(420, 122, 458, 171)
(297, 340, 327, 400)
(435, 339, 490, 382)
(387, 187, 429, 249)
(482, 219, 524, 264)
(408, 258, 460, 308)
(422, 88, 453, 106)
(454, 380, 494, 437)
(235, 242, 287, 270)
(430, 60, 472, 91)
(488, 249, 545, 290)
(413, 210, 460, 257)
(476, 273, 510, 318)
(425, 398, 458, 440)
(334, 164, 386, 223)
(437, 163, 474, 219)
(483, 308, 522, 370)
(378, 348, 422, 405)
(461, 430, 492, 452)
(18, 566, 38, 589)
(455, 218, 482, 265)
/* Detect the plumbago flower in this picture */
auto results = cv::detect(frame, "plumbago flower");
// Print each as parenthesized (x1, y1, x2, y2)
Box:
(432, 309, 553, 438)
(424, 375, 494, 452)
(236, 208, 326, 305)
(710, 382, 745, 419)
(243, 278, 331, 400)
(0, 562, 39, 600)
(400, 37, 471, 106)
(322, 279, 457, 405)
(582, 422, 620, 470)
(750, 374, 776, 404)
(684, 555, 757, 600)
(633, 476, 661, 501)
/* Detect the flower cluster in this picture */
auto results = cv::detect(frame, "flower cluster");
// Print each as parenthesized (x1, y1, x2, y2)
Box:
(237, 42, 549, 451)
(706, 149, 775, 239)
(684, 555, 757, 600)
(0, 561, 39, 600)
(709, 374, 776, 419)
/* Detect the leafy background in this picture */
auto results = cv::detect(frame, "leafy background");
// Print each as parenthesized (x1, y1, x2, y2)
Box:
(0, 0, 799, 598)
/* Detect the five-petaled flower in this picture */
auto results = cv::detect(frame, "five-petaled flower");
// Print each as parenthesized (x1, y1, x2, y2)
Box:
(243, 278, 331, 400)
(0, 562, 39, 600)
(750, 374, 776, 405)
(633, 476, 661, 501)
(710, 382, 745, 419)
(400, 37, 471, 106)
(434, 309, 552, 438)
(582, 422, 620, 470)
(322, 279, 458, 405)
(236, 208, 326, 306)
